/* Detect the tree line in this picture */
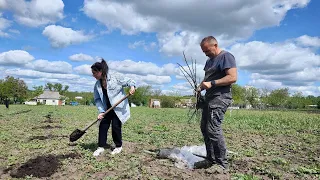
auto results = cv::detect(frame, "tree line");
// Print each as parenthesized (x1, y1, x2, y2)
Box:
(1, 76, 319, 109)
(231, 84, 320, 109)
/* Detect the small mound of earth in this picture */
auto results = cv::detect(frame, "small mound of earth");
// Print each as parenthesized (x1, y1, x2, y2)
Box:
(8, 153, 81, 178)
(43, 119, 55, 123)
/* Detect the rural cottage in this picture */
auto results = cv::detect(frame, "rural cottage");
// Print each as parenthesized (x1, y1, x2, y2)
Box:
(35, 91, 65, 106)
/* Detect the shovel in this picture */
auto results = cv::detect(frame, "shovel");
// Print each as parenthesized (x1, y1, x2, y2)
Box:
(69, 94, 131, 142)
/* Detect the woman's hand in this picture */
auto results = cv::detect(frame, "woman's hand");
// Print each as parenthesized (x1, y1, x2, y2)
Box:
(97, 113, 104, 120)
(129, 86, 136, 95)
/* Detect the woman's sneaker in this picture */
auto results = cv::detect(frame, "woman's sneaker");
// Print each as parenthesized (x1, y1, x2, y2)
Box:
(111, 147, 122, 155)
(93, 147, 105, 156)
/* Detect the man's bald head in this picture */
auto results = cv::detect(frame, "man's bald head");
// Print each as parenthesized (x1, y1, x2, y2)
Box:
(200, 36, 221, 58)
(200, 36, 218, 47)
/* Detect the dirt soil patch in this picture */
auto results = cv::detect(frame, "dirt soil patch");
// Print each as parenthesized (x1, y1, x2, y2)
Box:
(32, 125, 62, 129)
(28, 135, 68, 141)
(9, 110, 32, 115)
(4, 153, 80, 178)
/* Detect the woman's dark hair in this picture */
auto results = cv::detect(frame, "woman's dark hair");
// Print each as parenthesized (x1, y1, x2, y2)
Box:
(91, 58, 108, 88)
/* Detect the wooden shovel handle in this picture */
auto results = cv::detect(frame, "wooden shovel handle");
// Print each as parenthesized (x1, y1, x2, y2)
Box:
(83, 94, 131, 131)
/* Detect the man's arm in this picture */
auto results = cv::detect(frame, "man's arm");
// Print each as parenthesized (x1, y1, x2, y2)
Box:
(200, 67, 237, 90)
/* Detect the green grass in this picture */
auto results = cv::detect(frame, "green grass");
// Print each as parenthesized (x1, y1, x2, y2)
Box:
(0, 105, 319, 179)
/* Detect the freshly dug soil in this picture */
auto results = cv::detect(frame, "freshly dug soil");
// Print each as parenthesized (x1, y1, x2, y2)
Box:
(9, 153, 80, 178)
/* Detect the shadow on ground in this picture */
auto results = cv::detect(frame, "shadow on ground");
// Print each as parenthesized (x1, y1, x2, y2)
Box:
(79, 142, 113, 152)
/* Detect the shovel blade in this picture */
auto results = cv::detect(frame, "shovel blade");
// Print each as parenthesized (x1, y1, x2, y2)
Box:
(69, 129, 86, 142)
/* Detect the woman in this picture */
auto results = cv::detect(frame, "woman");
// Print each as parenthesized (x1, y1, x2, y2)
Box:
(91, 58, 136, 156)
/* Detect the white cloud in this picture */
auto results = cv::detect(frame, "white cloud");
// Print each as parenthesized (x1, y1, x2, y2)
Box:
(73, 58, 205, 91)
(69, 53, 94, 62)
(229, 39, 320, 95)
(5, 68, 79, 80)
(0, 0, 8, 8)
(230, 41, 320, 75)
(74, 63, 172, 86)
(15, 75, 95, 92)
(76, 60, 172, 77)
(0, 13, 10, 29)
(0, 13, 11, 37)
(42, 25, 93, 48)
(25, 59, 72, 74)
(83, 0, 309, 37)
(0, 50, 34, 66)
(173, 82, 192, 91)
(128, 40, 157, 51)
(0, 0, 64, 27)
(114, 72, 171, 86)
(248, 78, 283, 89)
(0, 30, 8, 37)
(295, 35, 320, 48)
(82, 0, 175, 35)
(289, 86, 320, 96)
(107, 59, 177, 76)
(74, 64, 92, 75)
(83, 0, 310, 58)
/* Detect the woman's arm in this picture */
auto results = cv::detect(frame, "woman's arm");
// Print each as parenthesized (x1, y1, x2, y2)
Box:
(94, 83, 105, 113)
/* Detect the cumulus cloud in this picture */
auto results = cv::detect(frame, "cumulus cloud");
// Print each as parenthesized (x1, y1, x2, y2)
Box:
(83, 0, 310, 58)
(113, 71, 171, 86)
(82, 0, 175, 35)
(69, 53, 94, 62)
(0, 50, 34, 66)
(295, 35, 320, 48)
(5, 68, 79, 80)
(42, 25, 93, 48)
(0, 13, 11, 37)
(172, 82, 193, 93)
(74, 63, 172, 86)
(0, 0, 64, 27)
(128, 41, 157, 51)
(0, 0, 8, 8)
(74, 64, 92, 75)
(25, 59, 73, 74)
(229, 39, 320, 95)
(105, 59, 177, 76)
(229, 41, 320, 75)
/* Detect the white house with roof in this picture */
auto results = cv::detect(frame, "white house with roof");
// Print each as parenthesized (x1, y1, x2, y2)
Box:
(35, 91, 65, 106)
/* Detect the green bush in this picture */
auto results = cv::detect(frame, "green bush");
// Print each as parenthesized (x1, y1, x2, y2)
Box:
(160, 96, 176, 108)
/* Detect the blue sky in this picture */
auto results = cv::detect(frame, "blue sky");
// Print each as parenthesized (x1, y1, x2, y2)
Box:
(0, 0, 319, 96)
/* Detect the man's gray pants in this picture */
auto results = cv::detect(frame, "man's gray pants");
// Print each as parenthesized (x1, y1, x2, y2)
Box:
(201, 93, 232, 168)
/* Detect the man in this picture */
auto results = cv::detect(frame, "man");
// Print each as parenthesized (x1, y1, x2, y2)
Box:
(5, 99, 9, 109)
(194, 36, 237, 170)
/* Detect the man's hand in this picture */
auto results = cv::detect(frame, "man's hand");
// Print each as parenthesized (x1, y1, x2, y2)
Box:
(129, 86, 136, 95)
(201, 81, 213, 90)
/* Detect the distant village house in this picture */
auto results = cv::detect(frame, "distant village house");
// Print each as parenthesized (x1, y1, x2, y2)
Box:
(26, 91, 65, 106)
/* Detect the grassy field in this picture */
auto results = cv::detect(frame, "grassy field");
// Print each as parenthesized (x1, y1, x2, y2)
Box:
(0, 105, 319, 180)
